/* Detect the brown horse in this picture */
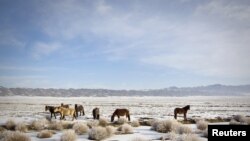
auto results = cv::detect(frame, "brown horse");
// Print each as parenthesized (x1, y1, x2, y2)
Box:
(75, 104, 85, 117)
(174, 105, 190, 120)
(92, 107, 100, 120)
(61, 103, 69, 108)
(45, 106, 59, 119)
(111, 109, 130, 122)
(54, 107, 76, 121)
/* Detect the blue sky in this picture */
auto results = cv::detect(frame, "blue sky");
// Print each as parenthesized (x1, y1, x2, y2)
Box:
(0, 0, 250, 89)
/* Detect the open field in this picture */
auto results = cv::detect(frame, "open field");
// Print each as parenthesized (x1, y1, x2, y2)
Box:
(0, 96, 249, 140)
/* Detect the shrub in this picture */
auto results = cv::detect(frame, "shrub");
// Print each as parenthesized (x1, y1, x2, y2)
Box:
(99, 118, 108, 127)
(60, 130, 77, 141)
(0, 126, 6, 133)
(131, 120, 140, 127)
(0, 131, 31, 141)
(117, 123, 133, 134)
(196, 120, 208, 130)
(73, 122, 89, 135)
(15, 122, 28, 132)
(116, 118, 127, 124)
(87, 120, 99, 128)
(5, 119, 16, 130)
(233, 115, 246, 123)
(173, 134, 200, 141)
(37, 130, 53, 138)
(30, 119, 49, 131)
(105, 126, 115, 136)
(174, 125, 192, 134)
(48, 121, 63, 131)
(88, 126, 108, 140)
(62, 121, 74, 129)
(151, 120, 179, 133)
(160, 132, 177, 140)
(229, 119, 241, 125)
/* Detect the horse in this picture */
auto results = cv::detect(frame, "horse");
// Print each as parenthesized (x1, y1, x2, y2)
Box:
(92, 107, 100, 120)
(174, 105, 190, 120)
(45, 105, 59, 119)
(111, 109, 130, 122)
(75, 104, 85, 117)
(54, 106, 77, 121)
(61, 103, 69, 108)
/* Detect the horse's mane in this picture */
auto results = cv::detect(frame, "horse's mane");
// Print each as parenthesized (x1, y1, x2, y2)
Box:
(183, 105, 190, 110)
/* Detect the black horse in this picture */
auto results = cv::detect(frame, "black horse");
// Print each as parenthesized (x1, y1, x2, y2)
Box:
(92, 107, 100, 120)
(174, 105, 190, 120)
(75, 104, 85, 117)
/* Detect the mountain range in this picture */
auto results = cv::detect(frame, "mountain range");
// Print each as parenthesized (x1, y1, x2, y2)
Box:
(0, 84, 250, 97)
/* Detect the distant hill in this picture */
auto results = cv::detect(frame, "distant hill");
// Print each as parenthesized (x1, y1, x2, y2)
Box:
(0, 84, 250, 97)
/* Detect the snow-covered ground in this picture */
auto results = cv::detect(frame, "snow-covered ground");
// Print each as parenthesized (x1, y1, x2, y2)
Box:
(0, 96, 249, 140)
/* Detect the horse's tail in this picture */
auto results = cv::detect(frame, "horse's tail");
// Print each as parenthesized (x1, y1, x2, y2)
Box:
(174, 109, 177, 119)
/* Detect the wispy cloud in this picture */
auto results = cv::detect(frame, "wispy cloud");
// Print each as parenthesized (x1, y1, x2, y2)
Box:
(32, 42, 62, 59)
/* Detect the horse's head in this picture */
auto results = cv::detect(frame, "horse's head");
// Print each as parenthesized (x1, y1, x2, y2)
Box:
(61, 103, 63, 106)
(45, 106, 48, 111)
(186, 105, 190, 110)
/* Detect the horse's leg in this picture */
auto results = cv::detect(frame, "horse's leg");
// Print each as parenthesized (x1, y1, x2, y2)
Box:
(97, 114, 100, 120)
(184, 113, 186, 120)
(127, 114, 131, 121)
(51, 112, 53, 118)
(174, 112, 177, 119)
(54, 113, 56, 119)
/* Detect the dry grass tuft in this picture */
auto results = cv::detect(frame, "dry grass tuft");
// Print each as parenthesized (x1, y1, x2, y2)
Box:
(174, 125, 192, 134)
(160, 132, 177, 140)
(0, 131, 31, 141)
(173, 134, 200, 141)
(151, 120, 179, 133)
(73, 122, 89, 135)
(48, 121, 63, 131)
(30, 119, 49, 131)
(99, 118, 109, 127)
(60, 129, 77, 141)
(233, 115, 246, 123)
(5, 119, 16, 130)
(87, 120, 99, 128)
(131, 120, 140, 127)
(62, 121, 74, 129)
(37, 130, 53, 138)
(196, 120, 208, 130)
(117, 123, 133, 134)
(88, 126, 108, 140)
(88, 126, 115, 140)
(15, 122, 28, 132)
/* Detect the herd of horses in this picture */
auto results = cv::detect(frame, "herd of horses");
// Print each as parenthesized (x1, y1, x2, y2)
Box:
(45, 103, 190, 121)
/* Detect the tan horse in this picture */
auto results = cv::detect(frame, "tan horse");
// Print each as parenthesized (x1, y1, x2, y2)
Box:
(54, 107, 76, 121)
(61, 103, 69, 108)
(92, 107, 100, 120)
(174, 105, 190, 120)
(111, 109, 130, 122)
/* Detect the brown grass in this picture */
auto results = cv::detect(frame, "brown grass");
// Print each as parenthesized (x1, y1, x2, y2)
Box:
(0, 131, 31, 141)
(37, 130, 53, 138)
(15, 122, 28, 132)
(60, 130, 77, 141)
(99, 118, 109, 127)
(48, 121, 63, 131)
(88, 126, 115, 140)
(151, 120, 179, 133)
(73, 122, 89, 135)
(117, 123, 133, 134)
(5, 119, 16, 130)
(196, 120, 208, 130)
(131, 120, 140, 127)
(30, 119, 49, 131)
